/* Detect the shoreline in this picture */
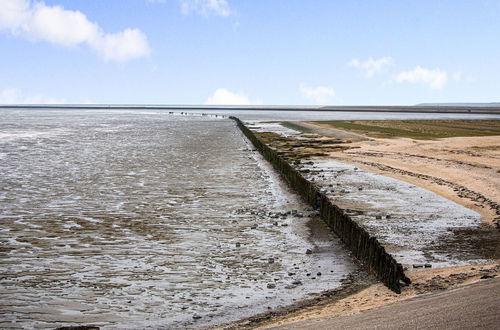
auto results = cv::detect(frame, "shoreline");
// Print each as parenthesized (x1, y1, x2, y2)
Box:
(282, 121, 499, 228)
(223, 262, 499, 329)
(223, 119, 499, 329)
(266, 264, 500, 328)
(3, 104, 500, 115)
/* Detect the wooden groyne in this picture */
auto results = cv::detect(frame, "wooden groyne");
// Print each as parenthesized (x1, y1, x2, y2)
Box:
(231, 117, 411, 293)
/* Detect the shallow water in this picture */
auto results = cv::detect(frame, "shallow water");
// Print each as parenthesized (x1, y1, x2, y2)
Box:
(0, 110, 359, 329)
(301, 159, 488, 267)
(252, 122, 495, 268)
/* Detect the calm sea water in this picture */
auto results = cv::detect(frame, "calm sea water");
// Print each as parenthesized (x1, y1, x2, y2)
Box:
(0, 110, 360, 328)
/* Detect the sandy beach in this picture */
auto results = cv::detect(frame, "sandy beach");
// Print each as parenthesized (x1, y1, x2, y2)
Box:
(323, 135, 500, 228)
(228, 120, 500, 329)
(255, 263, 499, 329)
(285, 120, 500, 228)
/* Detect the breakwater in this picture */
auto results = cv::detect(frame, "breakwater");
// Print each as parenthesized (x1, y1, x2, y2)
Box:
(231, 117, 411, 293)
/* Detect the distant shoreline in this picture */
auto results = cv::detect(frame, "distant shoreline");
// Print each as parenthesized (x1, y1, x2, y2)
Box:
(2, 104, 500, 114)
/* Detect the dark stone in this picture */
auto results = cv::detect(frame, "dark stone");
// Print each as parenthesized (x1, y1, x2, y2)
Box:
(268, 257, 275, 264)
(192, 314, 202, 320)
(317, 272, 322, 276)
(375, 215, 382, 220)
(267, 283, 276, 289)
(235, 242, 241, 247)
(305, 249, 313, 255)
(232, 117, 411, 294)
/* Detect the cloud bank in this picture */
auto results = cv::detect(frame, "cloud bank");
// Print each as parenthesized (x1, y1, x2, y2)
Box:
(205, 88, 260, 105)
(180, 0, 232, 16)
(0, 0, 150, 62)
(299, 84, 335, 104)
(348, 57, 393, 77)
(394, 66, 448, 89)
(0, 87, 65, 104)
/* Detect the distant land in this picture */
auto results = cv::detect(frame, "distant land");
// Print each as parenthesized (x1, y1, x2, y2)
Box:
(417, 103, 500, 107)
(1, 104, 500, 114)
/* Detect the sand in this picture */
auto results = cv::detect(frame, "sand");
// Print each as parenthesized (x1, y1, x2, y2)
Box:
(326, 135, 500, 228)
(288, 121, 499, 228)
(232, 122, 500, 329)
(256, 263, 499, 329)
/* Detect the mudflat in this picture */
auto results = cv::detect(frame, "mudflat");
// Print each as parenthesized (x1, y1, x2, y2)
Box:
(230, 119, 500, 330)
(298, 120, 500, 228)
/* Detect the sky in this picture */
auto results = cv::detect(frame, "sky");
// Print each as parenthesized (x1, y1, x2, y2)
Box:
(0, 0, 499, 105)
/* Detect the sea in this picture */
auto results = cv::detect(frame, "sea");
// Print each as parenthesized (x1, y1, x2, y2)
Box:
(0, 108, 498, 328)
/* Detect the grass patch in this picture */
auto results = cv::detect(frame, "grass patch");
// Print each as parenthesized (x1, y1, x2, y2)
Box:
(313, 120, 500, 139)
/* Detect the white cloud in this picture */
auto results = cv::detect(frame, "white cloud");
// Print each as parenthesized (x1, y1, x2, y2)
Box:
(91, 29, 150, 62)
(348, 57, 393, 77)
(204, 88, 260, 105)
(0, 88, 65, 104)
(394, 66, 448, 89)
(180, 0, 232, 16)
(0, 0, 150, 62)
(299, 84, 335, 105)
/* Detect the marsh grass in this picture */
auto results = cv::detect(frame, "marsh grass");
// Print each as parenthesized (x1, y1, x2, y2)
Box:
(312, 120, 500, 139)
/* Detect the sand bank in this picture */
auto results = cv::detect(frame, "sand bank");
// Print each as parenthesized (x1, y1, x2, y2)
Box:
(225, 120, 500, 329)
(327, 135, 500, 228)
(286, 121, 500, 228)
(255, 263, 499, 329)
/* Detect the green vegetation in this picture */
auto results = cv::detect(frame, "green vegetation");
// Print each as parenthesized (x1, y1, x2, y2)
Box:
(313, 120, 500, 139)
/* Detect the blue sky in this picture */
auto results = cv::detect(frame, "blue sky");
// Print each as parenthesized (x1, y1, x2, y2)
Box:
(0, 0, 499, 105)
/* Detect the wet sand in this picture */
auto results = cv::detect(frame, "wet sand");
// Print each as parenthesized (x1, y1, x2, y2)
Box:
(325, 135, 500, 228)
(0, 111, 362, 329)
(254, 263, 499, 329)
(230, 120, 500, 329)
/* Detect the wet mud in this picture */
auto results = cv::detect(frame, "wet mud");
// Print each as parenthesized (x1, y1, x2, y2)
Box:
(0, 110, 360, 329)
(253, 122, 499, 268)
